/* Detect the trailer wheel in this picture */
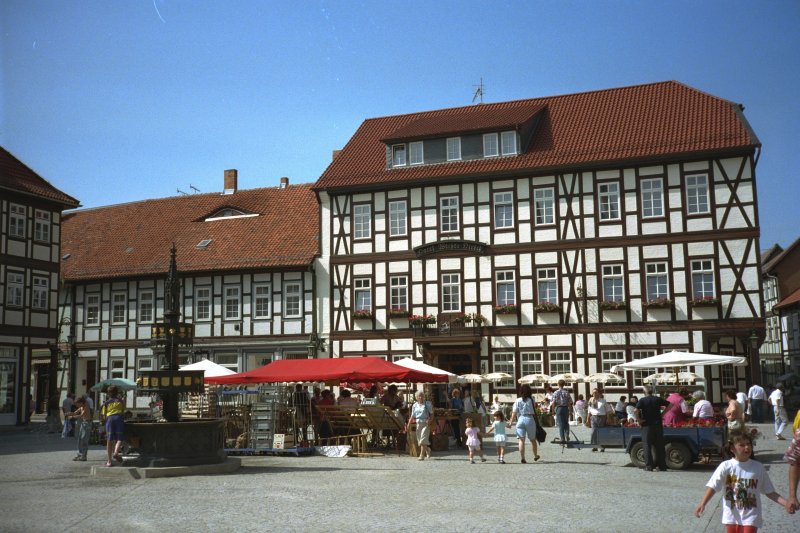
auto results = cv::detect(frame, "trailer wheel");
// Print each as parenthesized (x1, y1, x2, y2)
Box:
(665, 442, 692, 470)
(630, 442, 647, 468)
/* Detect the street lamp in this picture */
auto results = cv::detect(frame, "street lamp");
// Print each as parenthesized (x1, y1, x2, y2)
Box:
(66, 333, 76, 395)
(748, 329, 761, 386)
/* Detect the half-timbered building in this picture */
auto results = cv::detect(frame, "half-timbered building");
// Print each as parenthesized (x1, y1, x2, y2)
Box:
(313, 81, 765, 403)
(1, 147, 79, 425)
(761, 238, 800, 382)
(58, 172, 319, 410)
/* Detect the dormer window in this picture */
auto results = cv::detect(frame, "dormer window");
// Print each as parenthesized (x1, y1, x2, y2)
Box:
(483, 133, 499, 157)
(409, 142, 423, 165)
(446, 137, 461, 161)
(392, 145, 406, 166)
(501, 131, 517, 155)
(203, 207, 258, 222)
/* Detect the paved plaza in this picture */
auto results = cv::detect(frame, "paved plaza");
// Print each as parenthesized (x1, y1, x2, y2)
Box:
(0, 421, 797, 533)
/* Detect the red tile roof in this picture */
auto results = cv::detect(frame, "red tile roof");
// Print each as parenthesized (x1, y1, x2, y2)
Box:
(315, 81, 759, 191)
(775, 287, 800, 310)
(61, 185, 319, 281)
(0, 146, 80, 207)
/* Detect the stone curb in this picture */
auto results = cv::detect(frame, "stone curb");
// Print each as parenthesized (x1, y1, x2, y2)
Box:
(89, 457, 241, 479)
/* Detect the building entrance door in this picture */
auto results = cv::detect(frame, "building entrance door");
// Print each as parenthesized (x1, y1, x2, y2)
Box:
(0, 357, 18, 425)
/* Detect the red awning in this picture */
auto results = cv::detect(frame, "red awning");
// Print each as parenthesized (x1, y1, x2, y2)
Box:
(204, 357, 449, 385)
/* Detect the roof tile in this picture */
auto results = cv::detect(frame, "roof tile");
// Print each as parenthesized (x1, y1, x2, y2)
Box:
(0, 146, 80, 207)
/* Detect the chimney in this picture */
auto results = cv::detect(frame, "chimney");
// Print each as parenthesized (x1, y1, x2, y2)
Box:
(223, 169, 238, 194)
(332, 149, 341, 161)
(280, 176, 289, 189)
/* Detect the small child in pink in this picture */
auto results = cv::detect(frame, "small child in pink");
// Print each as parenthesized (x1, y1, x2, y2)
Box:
(464, 417, 486, 464)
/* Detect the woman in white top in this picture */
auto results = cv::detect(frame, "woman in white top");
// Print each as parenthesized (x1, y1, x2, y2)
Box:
(692, 390, 714, 419)
(586, 388, 611, 452)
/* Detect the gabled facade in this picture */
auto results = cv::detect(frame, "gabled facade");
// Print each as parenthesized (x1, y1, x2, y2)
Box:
(761, 238, 800, 380)
(313, 81, 765, 403)
(0, 147, 79, 425)
(57, 171, 320, 410)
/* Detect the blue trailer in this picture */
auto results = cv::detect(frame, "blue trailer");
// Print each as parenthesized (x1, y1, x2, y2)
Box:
(593, 425, 728, 469)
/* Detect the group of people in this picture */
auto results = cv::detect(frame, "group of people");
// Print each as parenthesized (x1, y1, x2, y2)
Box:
(59, 385, 126, 467)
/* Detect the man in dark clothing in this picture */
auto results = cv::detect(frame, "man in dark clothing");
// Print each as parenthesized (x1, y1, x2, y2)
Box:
(634, 385, 670, 472)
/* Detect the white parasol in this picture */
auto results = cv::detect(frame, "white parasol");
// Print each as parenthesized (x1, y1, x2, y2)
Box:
(460, 373, 488, 384)
(518, 373, 552, 385)
(550, 372, 586, 384)
(643, 371, 705, 384)
(393, 358, 463, 384)
(585, 372, 626, 384)
(613, 351, 744, 385)
(483, 372, 513, 383)
(180, 358, 236, 377)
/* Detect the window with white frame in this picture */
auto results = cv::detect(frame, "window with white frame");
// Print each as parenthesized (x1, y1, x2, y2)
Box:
(446, 137, 461, 161)
(602, 265, 625, 302)
(110, 359, 125, 379)
(32, 276, 48, 309)
(537, 268, 558, 304)
(6, 272, 23, 307)
(521, 352, 543, 376)
(686, 174, 709, 214)
(139, 290, 154, 323)
(409, 142, 423, 165)
(284, 282, 302, 318)
(534, 187, 555, 225)
(501, 131, 517, 155)
(224, 285, 241, 320)
(496, 271, 516, 306)
(353, 204, 371, 239)
(691, 259, 715, 300)
(111, 292, 126, 324)
(215, 353, 239, 372)
(440, 196, 459, 233)
(390, 276, 408, 312)
(601, 350, 626, 374)
(493, 191, 513, 228)
(253, 283, 271, 319)
(354, 278, 372, 311)
(483, 133, 499, 157)
(86, 294, 100, 325)
(137, 357, 154, 372)
(195, 287, 211, 321)
(641, 178, 664, 218)
(549, 352, 571, 375)
(631, 350, 655, 387)
(599, 182, 620, 220)
(34, 210, 51, 242)
(645, 262, 669, 301)
(389, 200, 407, 237)
(9, 204, 25, 238)
(493, 352, 516, 387)
(721, 364, 735, 388)
(442, 273, 461, 312)
(392, 144, 406, 166)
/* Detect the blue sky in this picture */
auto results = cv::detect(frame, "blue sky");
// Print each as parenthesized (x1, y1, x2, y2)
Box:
(2, 1, 799, 248)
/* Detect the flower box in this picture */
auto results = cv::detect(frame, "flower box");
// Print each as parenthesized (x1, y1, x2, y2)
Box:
(453, 312, 487, 325)
(388, 309, 409, 319)
(690, 297, 719, 307)
(494, 304, 519, 315)
(599, 300, 627, 311)
(408, 314, 436, 327)
(352, 310, 373, 320)
(534, 302, 560, 313)
(644, 298, 673, 309)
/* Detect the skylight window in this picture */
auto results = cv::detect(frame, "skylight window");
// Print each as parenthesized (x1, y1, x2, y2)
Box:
(196, 239, 212, 249)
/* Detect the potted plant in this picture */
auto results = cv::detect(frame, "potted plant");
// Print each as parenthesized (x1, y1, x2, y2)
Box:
(494, 304, 519, 315)
(689, 296, 719, 307)
(464, 312, 486, 325)
(534, 301, 560, 313)
(388, 308, 409, 319)
(599, 300, 627, 311)
(352, 309, 373, 320)
(408, 314, 436, 327)
(644, 298, 673, 309)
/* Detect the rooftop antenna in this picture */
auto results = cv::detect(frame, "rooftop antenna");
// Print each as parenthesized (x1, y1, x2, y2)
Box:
(177, 188, 189, 196)
(472, 77, 484, 104)
(189, 184, 200, 193)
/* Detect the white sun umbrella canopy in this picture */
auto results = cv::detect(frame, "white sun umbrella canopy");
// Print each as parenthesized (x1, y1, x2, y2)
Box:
(550, 372, 586, 384)
(585, 372, 626, 385)
(518, 373, 552, 385)
(393, 358, 462, 384)
(612, 351, 747, 371)
(643, 371, 705, 384)
(180, 358, 237, 377)
(483, 372, 513, 383)
(460, 373, 489, 384)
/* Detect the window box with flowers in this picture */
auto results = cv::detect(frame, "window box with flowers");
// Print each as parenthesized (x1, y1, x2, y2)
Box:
(534, 302, 561, 313)
(453, 312, 487, 326)
(352, 309, 374, 320)
(494, 304, 519, 315)
(599, 300, 628, 311)
(689, 296, 719, 307)
(408, 314, 436, 327)
(388, 308, 409, 319)
(644, 298, 673, 310)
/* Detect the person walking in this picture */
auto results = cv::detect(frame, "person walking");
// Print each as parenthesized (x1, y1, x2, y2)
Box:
(550, 379, 573, 443)
(635, 385, 670, 472)
(61, 392, 75, 438)
(770, 382, 789, 440)
(783, 410, 800, 513)
(67, 396, 92, 461)
(449, 388, 465, 447)
(586, 388, 611, 452)
(747, 383, 767, 423)
(463, 417, 486, 464)
(508, 385, 540, 463)
(406, 391, 435, 461)
(485, 410, 509, 463)
(100, 386, 125, 467)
